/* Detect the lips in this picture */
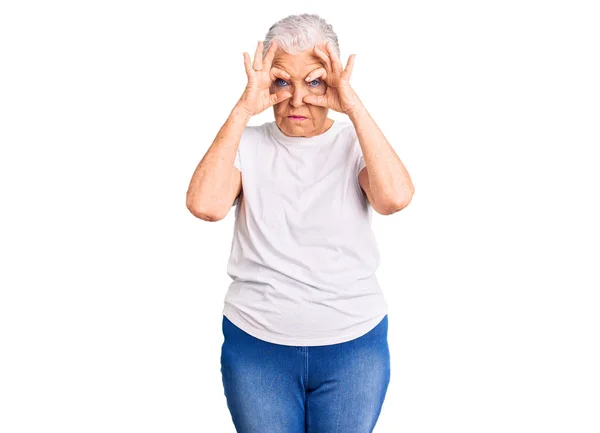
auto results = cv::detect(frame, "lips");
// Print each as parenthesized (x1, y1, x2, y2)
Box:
(288, 116, 307, 119)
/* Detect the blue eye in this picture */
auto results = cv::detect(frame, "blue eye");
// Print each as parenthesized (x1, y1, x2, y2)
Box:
(274, 78, 321, 87)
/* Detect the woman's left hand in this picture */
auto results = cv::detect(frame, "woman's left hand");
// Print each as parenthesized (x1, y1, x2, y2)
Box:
(302, 42, 363, 116)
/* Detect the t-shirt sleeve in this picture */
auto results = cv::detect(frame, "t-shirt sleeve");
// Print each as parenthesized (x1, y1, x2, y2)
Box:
(231, 146, 242, 208)
(349, 125, 367, 179)
(347, 124, 370, 207)
(231, 126, 254, 207)
(233, 125, 254, 173)
(234, 148, 241, 171)
(355, 146, 367, 201)
(356, 152, 367, 175)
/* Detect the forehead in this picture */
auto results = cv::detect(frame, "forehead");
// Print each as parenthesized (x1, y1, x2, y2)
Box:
(272, 50, 322, 77)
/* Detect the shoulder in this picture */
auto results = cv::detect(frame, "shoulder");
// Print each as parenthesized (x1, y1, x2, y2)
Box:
(335, 120, 358, 142)
(333, 121, 360, 156)
(335, 119, 354, 133)
(239, 122, 271, 150)
(336, 121, 364, 168)
(242, 122, 267, 139)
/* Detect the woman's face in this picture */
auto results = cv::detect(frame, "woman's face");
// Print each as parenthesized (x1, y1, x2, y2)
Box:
(270, 44, 332, 138)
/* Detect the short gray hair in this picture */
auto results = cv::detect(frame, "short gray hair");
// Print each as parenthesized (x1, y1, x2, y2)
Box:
(263, 13, 341, 60)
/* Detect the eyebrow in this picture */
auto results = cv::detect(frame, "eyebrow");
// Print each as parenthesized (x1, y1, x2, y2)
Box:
(275, 64, 322, 79)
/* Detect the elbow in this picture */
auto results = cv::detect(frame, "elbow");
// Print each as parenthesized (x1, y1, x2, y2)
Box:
(187, 204, 225, 222)
(186, 194, 225, 222)
(395, 187, 415, 211)
(379, 188, 415, 215)
(188, 207, 223, 222)
(377, 202, 404, 215)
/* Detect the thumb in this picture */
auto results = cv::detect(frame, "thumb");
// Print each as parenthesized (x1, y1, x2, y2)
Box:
(271, 91, 292, 106)
(303, 95, 326, 107)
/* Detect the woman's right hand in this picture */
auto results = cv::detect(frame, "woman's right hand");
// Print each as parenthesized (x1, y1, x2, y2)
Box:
(236, 41, 292, 117)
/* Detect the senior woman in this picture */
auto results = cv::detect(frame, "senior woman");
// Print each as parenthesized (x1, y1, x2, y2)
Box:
(186, 13, 414, 433)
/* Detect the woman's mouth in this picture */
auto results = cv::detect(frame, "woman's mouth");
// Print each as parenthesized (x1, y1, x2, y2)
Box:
(288, 116, 307, 121)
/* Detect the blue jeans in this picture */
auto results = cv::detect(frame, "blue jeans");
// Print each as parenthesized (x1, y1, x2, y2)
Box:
(220, 314, 391, 433)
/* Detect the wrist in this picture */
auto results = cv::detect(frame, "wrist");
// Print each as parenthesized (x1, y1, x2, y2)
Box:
(232, 103, 254, 122)
(345, 101, 366, 120)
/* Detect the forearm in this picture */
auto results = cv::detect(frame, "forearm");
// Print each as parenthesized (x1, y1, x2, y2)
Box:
(348, 103, 414, 208)
(186, 103, 251, 215)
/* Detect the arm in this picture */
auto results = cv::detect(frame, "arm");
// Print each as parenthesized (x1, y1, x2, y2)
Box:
(348, 103, 415, 215)
(185, 104, 251, 221)
(186, 40, 292, 222)
(302, 42, 414, 215)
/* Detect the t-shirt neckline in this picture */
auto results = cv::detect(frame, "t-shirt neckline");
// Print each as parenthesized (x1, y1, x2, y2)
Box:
(268, 119, 340, 147)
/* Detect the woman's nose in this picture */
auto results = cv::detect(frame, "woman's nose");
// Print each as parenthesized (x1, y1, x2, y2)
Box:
(290, 86, 308, 107)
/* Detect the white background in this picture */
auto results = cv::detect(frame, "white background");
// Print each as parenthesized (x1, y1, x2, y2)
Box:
(1, 1, 599, 432)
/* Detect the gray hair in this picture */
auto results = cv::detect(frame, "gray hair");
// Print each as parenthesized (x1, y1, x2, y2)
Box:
(263, 13, 341, 60)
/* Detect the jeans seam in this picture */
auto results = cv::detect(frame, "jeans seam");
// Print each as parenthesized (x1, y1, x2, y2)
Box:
(305, 346, 310, 432)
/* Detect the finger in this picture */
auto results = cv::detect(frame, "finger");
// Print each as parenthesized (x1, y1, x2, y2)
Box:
(305, 67, 327, 82)
(253, 41, 263, 70)
(325, 41, 342, 75)
(313, 45, 332, 73)
(270, 67, 291, 82)
(270, 91, 292, 106)
(303, 94, 327, 107)
(344, 54, 356, 79)
(263, 40, 278, 69)
(243, 52, 254, 78)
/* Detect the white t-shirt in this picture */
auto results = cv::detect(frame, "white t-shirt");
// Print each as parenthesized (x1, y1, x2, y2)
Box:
(222, 119, 388, 346)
